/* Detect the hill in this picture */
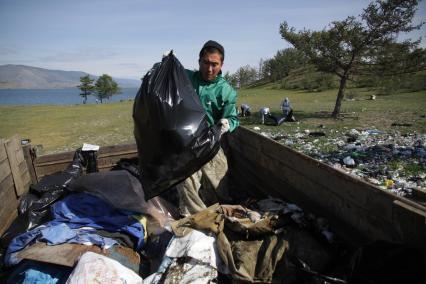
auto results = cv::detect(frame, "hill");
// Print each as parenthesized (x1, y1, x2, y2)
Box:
(0, 64, 140, 89)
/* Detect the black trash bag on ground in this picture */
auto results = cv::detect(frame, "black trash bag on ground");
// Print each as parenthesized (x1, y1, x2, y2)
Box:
(285, 109, 296, 122)
(264, 113, 285, 126)
(133, 52, 220, 199)
(266, 110, 296, 126)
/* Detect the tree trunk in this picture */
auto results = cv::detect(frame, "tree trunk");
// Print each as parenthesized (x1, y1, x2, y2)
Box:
(332, 75, 348, 118)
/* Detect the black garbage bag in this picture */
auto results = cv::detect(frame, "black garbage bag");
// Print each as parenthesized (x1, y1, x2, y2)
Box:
(266, 110, 296, 126)
(133, 52, 220, 199)
(18, 193, 39, 216)
(264, 113, 284, 126)
(111, 157, 140, 178)
(30, 149, 87, 194)
(285, 109, 296, 122)
(80, 150, 99, 173)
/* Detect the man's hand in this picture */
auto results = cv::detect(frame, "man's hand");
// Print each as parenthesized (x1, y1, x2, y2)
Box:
(220, 118, 230, 136)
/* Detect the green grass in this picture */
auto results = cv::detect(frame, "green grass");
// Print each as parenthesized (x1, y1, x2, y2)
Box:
(0, 88, 425, 155)
(239, 87, 426, 136)
(0, 102, 135, 154)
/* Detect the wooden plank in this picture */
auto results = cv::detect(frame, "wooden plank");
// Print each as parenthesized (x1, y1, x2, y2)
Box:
(5, 135, 30, 196)
(97, 143, 138, 157)
(392, 200, 426, 249)
(17, 243, 140, 270)
(18, 161, 32, 189)
(0, 157, 12, 184)
(0, 174, 14, 195)
(0, 183, 17, 223)
(97, 152, 138, 170)
(4, 135, 23, 196)
(0, 175, 19, 235)
(0, 209, 17, 237)
(22, 144, 38, 184)
(0, 139, 7, 163)
(34, 161, 73, 179)
(17, 243, 99, 267)
(14, 142, 25, 164)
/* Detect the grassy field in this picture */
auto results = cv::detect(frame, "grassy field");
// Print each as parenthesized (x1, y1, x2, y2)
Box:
(0, 88, 425, 155)
(239, 87, 426, 135)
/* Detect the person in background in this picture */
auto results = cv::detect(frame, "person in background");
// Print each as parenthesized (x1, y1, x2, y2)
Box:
(173, 40, 239, 216)
(240, 103, 251, 117)
(281, 97, 291, 117)
(259, 107, 271, 124)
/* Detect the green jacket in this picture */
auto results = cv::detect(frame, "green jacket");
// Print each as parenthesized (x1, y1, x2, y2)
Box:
(185, 70, 239, 132)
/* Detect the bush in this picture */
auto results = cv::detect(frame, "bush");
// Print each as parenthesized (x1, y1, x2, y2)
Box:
(301, 72, 336, 92)
(404, 73, 426, 92)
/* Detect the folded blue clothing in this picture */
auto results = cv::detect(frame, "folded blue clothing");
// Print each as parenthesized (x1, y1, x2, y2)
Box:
(6, 192, 145, 266)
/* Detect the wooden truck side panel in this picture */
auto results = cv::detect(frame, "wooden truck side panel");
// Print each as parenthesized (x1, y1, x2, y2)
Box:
(227, 127, 426, 249)
(6, 128, 425, 250)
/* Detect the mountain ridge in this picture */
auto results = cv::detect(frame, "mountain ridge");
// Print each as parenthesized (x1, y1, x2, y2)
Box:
(0, 64, 141, 89)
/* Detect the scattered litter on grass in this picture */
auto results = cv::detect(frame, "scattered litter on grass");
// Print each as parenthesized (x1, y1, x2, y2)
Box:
(263, 128, 426, 198)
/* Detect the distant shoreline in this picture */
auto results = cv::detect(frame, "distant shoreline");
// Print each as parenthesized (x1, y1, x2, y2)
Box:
(0, 87, 139, 105)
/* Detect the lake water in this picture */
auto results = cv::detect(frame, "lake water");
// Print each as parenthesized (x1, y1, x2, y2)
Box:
(0, 88, 140, 105)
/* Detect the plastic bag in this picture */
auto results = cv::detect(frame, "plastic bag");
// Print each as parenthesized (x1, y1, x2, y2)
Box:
(133, 52, 220, 199)
(66, 252, 142, 284)
(31, 149, 85, 194)
(68, 170, 178, 230)
(18, 194, 39, 215)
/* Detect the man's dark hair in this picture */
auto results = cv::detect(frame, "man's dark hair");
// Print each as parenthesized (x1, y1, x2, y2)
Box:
(199, 40, 225, 62)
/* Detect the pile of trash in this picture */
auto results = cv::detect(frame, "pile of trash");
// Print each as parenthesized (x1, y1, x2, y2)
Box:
(0, 150, 332, 283)
(1, 154, 423, 283)
(256, 127, 426, 198)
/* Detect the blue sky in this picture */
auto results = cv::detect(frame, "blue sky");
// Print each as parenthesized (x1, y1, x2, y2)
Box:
(1, 0, 425, 79)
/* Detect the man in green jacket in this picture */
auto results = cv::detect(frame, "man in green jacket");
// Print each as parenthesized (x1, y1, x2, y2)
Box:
(185, 40, 239, 134)
(177, 40, 239, 216)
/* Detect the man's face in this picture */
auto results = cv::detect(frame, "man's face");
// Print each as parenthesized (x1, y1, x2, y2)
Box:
(199, 52, 223, 82)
